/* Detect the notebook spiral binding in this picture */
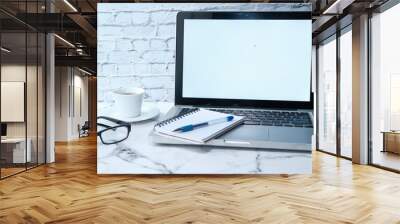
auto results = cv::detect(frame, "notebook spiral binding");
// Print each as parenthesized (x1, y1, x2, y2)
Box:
(155, 108, 200, 127)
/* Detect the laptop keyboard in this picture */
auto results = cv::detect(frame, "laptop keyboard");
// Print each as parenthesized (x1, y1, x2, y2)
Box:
(180, 108, 313, 128)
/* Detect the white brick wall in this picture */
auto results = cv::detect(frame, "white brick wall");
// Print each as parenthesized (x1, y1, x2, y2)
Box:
(97, 3, 310, 103)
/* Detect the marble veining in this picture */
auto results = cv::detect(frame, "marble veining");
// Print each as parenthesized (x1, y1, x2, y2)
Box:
(98, 102, 312, 174)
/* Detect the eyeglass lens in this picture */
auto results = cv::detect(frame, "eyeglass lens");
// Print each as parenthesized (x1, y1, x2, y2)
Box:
(100, 126, 129, 144)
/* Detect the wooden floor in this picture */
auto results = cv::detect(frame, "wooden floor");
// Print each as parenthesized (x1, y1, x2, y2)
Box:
(1, 136, 400, 224)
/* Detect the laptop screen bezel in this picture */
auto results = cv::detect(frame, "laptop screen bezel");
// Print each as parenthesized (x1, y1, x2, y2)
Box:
(175, 11, 313, 109)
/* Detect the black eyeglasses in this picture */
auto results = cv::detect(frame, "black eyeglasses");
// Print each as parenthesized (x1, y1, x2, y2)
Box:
(97, 116, 131, 145)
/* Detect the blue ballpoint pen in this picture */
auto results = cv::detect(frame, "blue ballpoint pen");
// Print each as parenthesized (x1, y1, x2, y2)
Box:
(173, 116, 234, 132)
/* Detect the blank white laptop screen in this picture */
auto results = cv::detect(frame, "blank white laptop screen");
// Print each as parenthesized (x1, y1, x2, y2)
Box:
(182, 19, 312, 102)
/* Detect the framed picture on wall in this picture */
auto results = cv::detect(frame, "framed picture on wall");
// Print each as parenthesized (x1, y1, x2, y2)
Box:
(1, 81, 25, 122)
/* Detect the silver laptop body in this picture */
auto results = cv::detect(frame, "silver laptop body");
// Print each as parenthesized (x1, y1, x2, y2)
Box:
(152, 11, 313, 152)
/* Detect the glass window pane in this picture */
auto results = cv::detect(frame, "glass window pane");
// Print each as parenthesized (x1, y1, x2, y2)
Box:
(0, 0, 46, 179)
(38, 32, 45, 165)
(318, 37, 337, 154)
(27, 31, 38, 169)
(371, 3, 400, 171)
(1, 30, 27, 177)
(27, 0, 40, 169)
(100, 126, 129, 144)
(340, 29, 352, 158)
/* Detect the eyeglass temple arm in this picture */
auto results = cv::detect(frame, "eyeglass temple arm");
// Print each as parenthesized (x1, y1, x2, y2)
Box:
(97, 123, 112, 128)
(97, 116, 128, 125)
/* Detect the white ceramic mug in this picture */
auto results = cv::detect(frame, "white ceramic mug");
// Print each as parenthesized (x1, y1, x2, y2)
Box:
(113, 87, 144, 118)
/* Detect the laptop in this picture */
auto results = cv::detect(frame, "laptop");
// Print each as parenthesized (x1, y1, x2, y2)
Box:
(152, 11, 313, 152)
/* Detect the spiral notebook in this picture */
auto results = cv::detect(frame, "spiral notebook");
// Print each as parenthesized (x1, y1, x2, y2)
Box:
(154, 109, 244, 143)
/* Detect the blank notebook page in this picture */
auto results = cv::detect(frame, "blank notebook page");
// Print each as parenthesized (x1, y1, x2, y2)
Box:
(154, 109, 244, 143)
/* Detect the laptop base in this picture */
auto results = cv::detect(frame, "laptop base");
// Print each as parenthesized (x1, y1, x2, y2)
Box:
(151, 106, 313, 152)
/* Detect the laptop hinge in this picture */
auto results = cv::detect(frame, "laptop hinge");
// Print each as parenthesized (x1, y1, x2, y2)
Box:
(176, 104, 312, 112)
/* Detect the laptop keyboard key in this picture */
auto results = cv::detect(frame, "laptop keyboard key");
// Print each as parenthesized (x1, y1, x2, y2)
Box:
(244, 121, 260, 125)
(189, 108, 313, 128)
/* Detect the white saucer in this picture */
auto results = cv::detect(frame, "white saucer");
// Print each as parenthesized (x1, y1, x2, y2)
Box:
(110, 103, 160, 123)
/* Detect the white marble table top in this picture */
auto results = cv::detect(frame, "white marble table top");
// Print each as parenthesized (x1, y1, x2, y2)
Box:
(98, 102, 312, 174)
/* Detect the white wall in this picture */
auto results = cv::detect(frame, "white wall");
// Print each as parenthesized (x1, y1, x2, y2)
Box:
(1, 65, 27, 140)
(1, 65, 40, 137)
(71, 74, 89, 138)
(55, 67, 68, 141)
(55, 67, 89, 141)
(97, 3, 311, 104)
